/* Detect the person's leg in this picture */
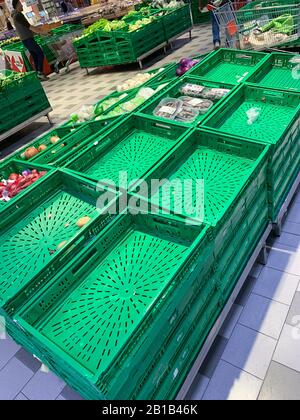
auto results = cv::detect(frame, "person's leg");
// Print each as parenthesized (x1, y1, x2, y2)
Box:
(211, 12, 221, 46)
(23, 38, 46, 75)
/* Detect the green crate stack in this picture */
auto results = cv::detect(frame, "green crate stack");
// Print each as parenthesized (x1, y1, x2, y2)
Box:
(159, 5, 193, 39)
(247, 52, 300, 92)
(10, 213, 214, 400)
(5, 128, 269, 400)
(0, 170, 120, 333)
(139, 75, 235, 126)
(0, 71, 50, 136)
(188, 48, 268, 85)
(63, 115, 190, 188)
(202, 83, 300, 221)
(191, 0, 210, 24)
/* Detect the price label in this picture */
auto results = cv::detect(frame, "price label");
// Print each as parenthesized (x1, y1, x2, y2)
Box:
(189, 98, 204, 106)
(160, 106, 176, 115)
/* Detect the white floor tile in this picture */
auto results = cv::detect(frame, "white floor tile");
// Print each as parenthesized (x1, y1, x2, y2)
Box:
(267, 244, 300, 276)
(203, 360, 262, 400)
(252, 266, 300, 306)
(282, 221, 300, 236)
(287, 203, 300, 224)
(221, 324, 277, 380)
(239, 293, 289, 339)
(274, 232, 300, 250)
(273, 324, 300, 373)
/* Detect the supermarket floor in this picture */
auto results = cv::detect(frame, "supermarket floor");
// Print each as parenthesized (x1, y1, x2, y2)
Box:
(1, 24, 300, 401)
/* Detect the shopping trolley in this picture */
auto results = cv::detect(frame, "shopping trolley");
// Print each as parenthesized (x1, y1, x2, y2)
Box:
(213, 1, 300, 50)
(45, 32, 79, 73)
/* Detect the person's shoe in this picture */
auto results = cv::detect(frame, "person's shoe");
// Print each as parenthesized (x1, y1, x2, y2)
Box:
(37, 72, 49, 82)
(214, 41, 221, 50)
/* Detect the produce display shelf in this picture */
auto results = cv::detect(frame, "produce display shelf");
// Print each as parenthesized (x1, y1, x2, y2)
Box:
(176, 221, 273, 400)
(0, 108, 53, 143)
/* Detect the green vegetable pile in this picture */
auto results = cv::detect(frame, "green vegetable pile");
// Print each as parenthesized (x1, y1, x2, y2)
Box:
(75, 7, 157, 41)
(0, 71, 25, 90)
(0, 37, 20, 49)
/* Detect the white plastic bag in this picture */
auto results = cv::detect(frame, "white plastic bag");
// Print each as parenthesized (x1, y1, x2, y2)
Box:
(246, 107, 261, 125)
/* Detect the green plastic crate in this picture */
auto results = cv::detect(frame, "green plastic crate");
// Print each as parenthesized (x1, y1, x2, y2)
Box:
(64, 114, 190, 188)
(160, 5, 193, 40)
(247, 52, 300, 92)
(139, 75, 234, 126)
(0, 170, 120, 313)
(34, 118, 120, 167)
(130, 128, 269, 227)
(13, 213, 213, 399)
(203, 84, 300, 144)
(0, 160, 52, 210)
(188, 48, 268, 85)
(203, 84, 300, 220)
(10, 126, 80, 163)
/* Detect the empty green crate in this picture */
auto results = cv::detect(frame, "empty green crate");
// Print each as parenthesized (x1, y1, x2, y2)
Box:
(11, 126, 78, 163)
(247, 52, 300, 92)
(130, 128, 269, 228)
(64, 115, 189, 188)
(0, 170, 120, 314)
(203, 84, 300, 145)
(34, 118, 120, 167)
(188, 48, 268, 85)
(139, 75, 234, 125)
(13, 212, 213, 400)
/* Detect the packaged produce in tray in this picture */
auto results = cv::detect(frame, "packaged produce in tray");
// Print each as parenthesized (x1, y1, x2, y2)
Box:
(200, 87, 230, 101)
(153, 98, 183, 120)
(179, 96, 213, 115)
(180, 83, 206, 97)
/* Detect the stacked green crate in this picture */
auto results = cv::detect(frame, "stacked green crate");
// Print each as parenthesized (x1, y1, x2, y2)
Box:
(191, 0, 210, 24)
(202, 83, 300, 221)
(6, 128, 269, 400)
(0, 71, 50, 136)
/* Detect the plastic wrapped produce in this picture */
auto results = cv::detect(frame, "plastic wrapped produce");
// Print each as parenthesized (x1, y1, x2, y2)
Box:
(179, 96, 213, 115)
(200, 87, 230, 101)
(153, 98, 183, 120)
(180, 83, 206, 97)
(175, 105, 199, 123)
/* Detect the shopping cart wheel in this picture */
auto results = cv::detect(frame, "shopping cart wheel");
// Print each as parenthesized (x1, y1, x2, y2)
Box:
(65, 60, 71, 74)
(54, 62, 60, 74)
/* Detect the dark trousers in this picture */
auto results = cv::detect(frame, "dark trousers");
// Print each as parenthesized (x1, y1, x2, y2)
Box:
(22, 38, 45, 73)
(211, 12, 221, 44)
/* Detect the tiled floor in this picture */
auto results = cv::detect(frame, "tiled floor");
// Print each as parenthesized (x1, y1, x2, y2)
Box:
(187, 190, 300, 401)
(1, 23, 300, 400)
